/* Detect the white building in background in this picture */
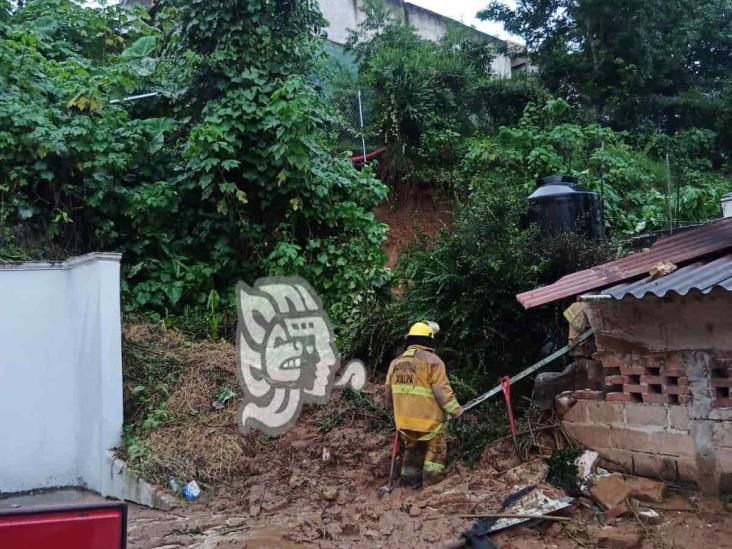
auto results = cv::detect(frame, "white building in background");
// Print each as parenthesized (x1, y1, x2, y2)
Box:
(122, 0, 529, 78)
(319, 0, 528, 78)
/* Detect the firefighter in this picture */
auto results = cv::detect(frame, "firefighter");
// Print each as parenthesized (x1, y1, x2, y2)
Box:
(385, 321, 464, 487)
(563, 300, 594, 357)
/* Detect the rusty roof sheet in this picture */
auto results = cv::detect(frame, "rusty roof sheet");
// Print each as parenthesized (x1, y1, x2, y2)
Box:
(516, 217, 732, 309)
(600, 253, 732, 299)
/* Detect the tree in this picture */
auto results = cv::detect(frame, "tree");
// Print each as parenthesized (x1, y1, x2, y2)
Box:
(346, 0, 500, 190)
(0, 0, 389, 329)
(480, 0, 732, 136)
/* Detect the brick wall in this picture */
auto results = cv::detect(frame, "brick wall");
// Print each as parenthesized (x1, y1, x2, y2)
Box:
(598, 352, 690, 405)
(566, 291, 732, 493)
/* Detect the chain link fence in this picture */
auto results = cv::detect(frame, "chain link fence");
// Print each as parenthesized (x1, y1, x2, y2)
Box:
(330, 87, 373, 159)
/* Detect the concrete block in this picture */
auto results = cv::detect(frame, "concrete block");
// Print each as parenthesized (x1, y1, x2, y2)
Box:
(709, 408, 732, 421)
(654, 432, 696, 457)
(560, 404, 586, 424)
(712, 422, 732, 448)
(633, 453, 678, 481)
(562, 422, 612, 448)
(677, 459, 698, 482)
(611, 429, 693, 457)
(610, 428, 654, 453)
(715, 449, 732, 474)
(624, 403, 667, 429)
(625, 477, 667, 503)
(667, 406, 690, 432)
(585, 401, 625, 427)
(597, 448, 634, 470)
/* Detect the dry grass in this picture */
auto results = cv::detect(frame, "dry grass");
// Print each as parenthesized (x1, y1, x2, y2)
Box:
(122, 323, 253, 485)
(139, 414, 251, 485)
(166, 339, 238, 415)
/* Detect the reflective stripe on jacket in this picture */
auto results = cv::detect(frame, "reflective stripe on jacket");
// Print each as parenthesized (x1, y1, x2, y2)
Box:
(385, 345, 463, 434)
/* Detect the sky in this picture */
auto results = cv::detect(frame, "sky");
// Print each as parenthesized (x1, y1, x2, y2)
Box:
(85, 0, 521, 43)
(408, 0, 519, 41)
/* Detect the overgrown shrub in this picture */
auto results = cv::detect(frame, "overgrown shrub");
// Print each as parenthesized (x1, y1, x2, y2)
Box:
(346, 0, 501, 192)
(0, 0, 390, 329)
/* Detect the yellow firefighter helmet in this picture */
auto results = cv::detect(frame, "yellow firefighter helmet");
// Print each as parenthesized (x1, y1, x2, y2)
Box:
(406, 321, 440, 339)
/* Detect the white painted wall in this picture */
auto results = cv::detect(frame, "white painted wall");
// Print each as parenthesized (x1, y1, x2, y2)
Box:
(319, 0, 515, 77)
(0, 253, 123, 495)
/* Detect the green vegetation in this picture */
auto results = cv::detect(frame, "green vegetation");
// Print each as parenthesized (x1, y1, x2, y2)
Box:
(480, 0, 732, 151)
(0, 0, 388, 328)
(342, 0, 730, 385)
(546, 446, 582, 496)
(2, 0, 731, 467)
(346, 0, 547, 191)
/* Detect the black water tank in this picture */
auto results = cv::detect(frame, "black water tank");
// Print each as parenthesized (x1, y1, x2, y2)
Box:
(527, 176, 604, 240)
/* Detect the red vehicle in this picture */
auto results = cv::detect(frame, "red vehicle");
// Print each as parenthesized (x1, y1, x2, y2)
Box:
(0, 500, 127, 549)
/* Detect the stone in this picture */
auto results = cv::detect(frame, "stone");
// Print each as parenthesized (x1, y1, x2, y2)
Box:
(625, 477, 667, 503)
(321, 487, 339, 502)
(596, 526, 643, 549)
(590, 474, 630, 509)
(546, 522, 563, 538)
(290, 439, 311, 450)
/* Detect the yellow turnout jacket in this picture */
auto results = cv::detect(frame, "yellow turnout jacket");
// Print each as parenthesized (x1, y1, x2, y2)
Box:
(385, 345, 463, 437)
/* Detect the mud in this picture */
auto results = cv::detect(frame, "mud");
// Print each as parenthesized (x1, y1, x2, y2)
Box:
(374, 197, 453, 269)
(126, 399, 732, 549)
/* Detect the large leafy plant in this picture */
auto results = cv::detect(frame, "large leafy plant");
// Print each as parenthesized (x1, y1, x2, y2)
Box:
(0, 0, 389, 329)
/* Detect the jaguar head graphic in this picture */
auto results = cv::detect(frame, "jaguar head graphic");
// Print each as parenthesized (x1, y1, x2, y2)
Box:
(236, 277, 366, 436)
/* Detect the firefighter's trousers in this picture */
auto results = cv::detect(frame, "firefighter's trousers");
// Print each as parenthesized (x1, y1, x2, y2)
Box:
(399, 428, 446, 487)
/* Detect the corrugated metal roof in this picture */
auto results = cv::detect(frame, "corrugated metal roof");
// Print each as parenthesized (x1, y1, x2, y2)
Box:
(600, 253, 732, 299)
(516, 217, 732, 309)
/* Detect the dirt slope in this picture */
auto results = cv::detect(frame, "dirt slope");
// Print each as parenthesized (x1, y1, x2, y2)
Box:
(375, 196, 453, 268)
